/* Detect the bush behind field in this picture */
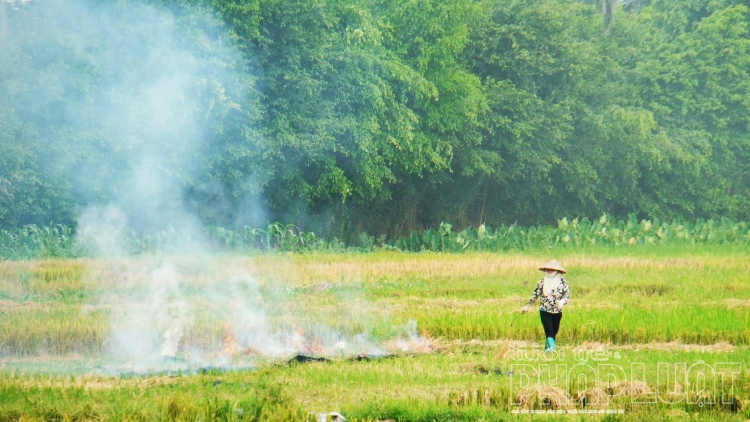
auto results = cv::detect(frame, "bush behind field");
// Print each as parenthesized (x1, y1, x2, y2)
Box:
(2, 214, 749, 260)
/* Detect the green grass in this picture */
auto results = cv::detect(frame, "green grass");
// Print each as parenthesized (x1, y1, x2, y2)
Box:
(0, 372, 308, 421)
(1, 347, 748, 421)
(1, 245, 749, 420)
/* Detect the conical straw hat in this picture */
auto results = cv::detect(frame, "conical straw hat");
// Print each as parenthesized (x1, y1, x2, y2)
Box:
(539, 259, 566, 273)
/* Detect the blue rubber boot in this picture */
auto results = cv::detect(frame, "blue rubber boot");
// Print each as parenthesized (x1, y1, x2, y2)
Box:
(545, 337, 555, 351)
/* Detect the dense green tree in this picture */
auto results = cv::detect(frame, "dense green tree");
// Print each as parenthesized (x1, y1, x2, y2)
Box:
(212, 0, 485, 238)
(451, 0, 665, 225)
(628, 1, 750, 219)
(1, 0, 750, 236)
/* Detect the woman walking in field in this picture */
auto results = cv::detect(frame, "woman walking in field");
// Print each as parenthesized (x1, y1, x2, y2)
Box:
(521, 260, 570, 351)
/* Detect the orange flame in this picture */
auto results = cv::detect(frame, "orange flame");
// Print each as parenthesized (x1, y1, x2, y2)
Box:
(219, 324, 237, 356)
(295, 327, 322, 354)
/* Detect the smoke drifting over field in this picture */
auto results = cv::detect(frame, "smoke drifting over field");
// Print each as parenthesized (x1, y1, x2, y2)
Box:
(90, 256, 429, 374)
(40, 0, 262, 368)
(2, 0, 429, 372)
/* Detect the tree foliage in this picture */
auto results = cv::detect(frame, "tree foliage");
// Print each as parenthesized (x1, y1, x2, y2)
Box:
(1, 0, 750, 239)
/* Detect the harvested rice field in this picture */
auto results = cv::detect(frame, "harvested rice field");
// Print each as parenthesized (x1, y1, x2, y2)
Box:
(1, 246, 749, 421)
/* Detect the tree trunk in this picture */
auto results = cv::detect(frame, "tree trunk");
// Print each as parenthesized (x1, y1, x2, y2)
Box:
(602, 0, 616, 34)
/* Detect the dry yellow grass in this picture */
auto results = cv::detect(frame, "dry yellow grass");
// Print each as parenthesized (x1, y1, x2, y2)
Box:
(606, 380, 651, 397)
(573, 387, 609, 408)
(1, 250, 749, 358)
(0, 251, 748, 291)
(726, 298, 750, 308)
(515, 385, 572, 410)
(247, 253, 733, 285)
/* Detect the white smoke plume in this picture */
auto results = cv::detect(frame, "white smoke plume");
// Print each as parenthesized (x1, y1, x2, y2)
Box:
(5, 0, 433, 374)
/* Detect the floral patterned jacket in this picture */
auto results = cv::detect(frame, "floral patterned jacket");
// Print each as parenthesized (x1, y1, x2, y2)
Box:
(526, 278, 570, 314)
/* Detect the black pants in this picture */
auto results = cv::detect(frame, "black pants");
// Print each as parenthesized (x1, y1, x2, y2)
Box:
(540, 310, 562, 339)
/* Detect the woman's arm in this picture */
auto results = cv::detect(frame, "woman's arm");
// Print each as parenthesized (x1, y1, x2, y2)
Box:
(521, 280, 543, 313)
(527, 280, 543, 306)
(557, 279, 571, 307)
